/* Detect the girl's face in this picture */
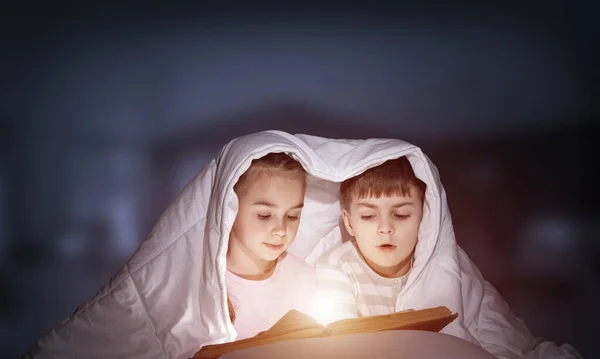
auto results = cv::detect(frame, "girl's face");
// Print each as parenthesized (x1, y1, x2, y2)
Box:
(228, 172, 305, 273)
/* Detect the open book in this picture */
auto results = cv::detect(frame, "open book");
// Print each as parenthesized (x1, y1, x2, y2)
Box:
(193, 306, 458, 359)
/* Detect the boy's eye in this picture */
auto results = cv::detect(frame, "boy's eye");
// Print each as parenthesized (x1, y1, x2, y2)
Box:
(287, 215, 300, 221)
(257, 214, 271, 220)
(360, 215, 375, 220)
(393, 214, 410, 220)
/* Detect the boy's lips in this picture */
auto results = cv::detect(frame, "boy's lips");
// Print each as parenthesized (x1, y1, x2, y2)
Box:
(377, 244, 397, 252)
(264, 243, 284, 250)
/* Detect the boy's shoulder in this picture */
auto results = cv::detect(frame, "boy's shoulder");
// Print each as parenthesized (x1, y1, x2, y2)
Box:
(315, 241, 361, 267)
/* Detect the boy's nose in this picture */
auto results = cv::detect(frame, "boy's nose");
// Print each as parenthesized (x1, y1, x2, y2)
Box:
(377, 221, 394, 235)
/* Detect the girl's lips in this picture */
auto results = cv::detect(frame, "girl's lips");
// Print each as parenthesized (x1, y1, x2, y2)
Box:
(264, 243, 284, 250)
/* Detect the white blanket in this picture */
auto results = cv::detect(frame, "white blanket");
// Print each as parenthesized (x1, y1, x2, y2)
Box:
(23, 131, 580, 359)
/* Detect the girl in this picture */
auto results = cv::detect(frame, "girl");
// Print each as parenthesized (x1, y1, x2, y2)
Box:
(225, 153, 315, 339)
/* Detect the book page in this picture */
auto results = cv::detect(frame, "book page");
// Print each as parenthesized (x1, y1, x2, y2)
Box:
(264, 310, 324, 337)
(326, 306, 457, 336)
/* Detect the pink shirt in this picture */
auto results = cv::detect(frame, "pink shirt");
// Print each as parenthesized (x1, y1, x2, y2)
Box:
(226, 253, 316, 340)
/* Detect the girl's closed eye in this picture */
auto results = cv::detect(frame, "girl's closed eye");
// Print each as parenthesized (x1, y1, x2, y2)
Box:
(393, 213, 410, 220)
(287, 214, 300, 221)
(257, 213, 271, 220)
(360, 214, 376, 221)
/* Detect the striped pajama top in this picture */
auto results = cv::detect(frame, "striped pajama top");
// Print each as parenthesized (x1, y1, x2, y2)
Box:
(311, 240, 411, 324)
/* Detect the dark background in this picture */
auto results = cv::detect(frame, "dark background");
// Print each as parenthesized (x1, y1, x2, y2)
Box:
(1, 2, 598, 358)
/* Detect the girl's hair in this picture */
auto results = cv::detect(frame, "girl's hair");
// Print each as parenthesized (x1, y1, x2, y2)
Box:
(340, 156, 426, 209)
(233, 152, 306, 195)
(227, 152, 305, 324)
(227, 296, 236, 324)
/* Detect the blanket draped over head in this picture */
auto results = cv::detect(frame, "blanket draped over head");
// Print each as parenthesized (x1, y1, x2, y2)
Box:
(24, 131, 580, 359)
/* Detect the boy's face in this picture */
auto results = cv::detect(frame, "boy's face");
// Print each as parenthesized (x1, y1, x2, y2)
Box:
(343, 188, 423, 278)
(229, 172, 305, 266)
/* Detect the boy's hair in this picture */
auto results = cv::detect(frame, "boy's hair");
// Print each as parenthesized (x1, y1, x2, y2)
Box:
(234, 152, 306, 195)
(228, 152, 305, 324)
(340, 156, 426, 209)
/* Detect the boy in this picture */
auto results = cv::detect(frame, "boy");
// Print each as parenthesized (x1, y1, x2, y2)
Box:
(311, 156, 580, 359)
(311, 157, 424, 322)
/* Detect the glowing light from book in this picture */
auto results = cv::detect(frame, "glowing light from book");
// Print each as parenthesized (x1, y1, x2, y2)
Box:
(310, 292, 341, 326)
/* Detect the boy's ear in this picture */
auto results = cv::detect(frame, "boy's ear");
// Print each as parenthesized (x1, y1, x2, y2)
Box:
(342, 209, 355, 237)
